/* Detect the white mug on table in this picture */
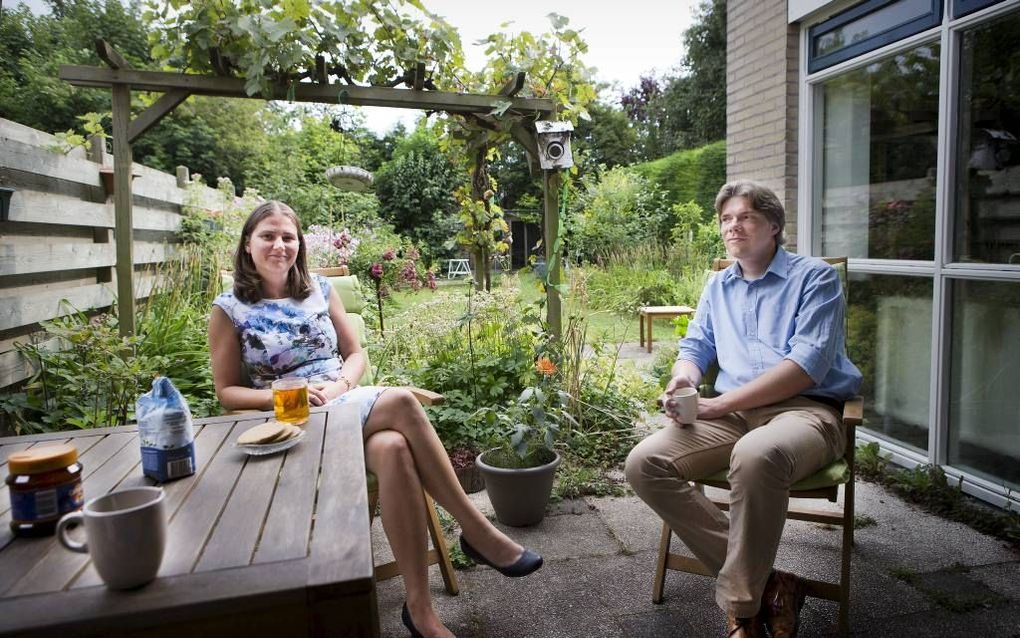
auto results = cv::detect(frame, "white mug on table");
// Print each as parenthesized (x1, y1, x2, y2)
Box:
(57, 486, 167, 590)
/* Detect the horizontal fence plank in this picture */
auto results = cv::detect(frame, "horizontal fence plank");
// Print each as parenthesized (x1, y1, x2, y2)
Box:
(0, 119, 88, 161)
(0, 274, 158, 333)
(0, 138, 101, 189)
(5, 190, 184, 232)
(0, 240, 175, 276)
(0, 338, 62, 388)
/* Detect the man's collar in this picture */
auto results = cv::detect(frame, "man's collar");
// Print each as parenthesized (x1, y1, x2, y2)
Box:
(722, 246, 789, 283)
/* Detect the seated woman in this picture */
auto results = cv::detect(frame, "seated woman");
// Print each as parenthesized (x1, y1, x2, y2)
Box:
(209, 201, 542, 638)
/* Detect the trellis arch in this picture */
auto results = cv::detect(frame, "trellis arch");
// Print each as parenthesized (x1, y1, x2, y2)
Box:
(60, 40, 566, 338)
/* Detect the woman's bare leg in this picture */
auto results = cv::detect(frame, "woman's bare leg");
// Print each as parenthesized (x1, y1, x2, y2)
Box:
(365, 430, 454, 638)
(363, 389, 526, 567)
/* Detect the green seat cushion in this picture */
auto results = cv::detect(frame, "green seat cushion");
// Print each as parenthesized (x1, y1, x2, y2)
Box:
(328, 275, 367, 313)
(699, 458, 850, 491)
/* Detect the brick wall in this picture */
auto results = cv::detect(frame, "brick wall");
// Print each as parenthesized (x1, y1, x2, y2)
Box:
(726, 0, 800, 247)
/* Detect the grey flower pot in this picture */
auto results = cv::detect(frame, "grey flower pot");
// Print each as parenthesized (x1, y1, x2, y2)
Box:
(477, 450, 561, 527)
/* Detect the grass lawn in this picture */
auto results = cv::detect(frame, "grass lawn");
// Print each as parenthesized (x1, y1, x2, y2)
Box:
(380, 270, 681, 347)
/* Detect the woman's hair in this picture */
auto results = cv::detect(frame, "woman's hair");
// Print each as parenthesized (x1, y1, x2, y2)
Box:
(232, 200, 313, 304)
(714, 180, 787, 246)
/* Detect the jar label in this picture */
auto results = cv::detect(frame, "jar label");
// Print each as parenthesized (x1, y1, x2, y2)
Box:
(10, 480, 84, 523)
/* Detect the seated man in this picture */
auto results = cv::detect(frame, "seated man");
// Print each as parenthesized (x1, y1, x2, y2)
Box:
(625, 180, 861, 638)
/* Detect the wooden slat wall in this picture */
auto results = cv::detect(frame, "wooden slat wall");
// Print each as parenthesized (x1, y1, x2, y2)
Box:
(0, 117, 225, 389)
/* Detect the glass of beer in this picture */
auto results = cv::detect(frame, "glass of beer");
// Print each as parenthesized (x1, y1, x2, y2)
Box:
(272, 377, 309, 425)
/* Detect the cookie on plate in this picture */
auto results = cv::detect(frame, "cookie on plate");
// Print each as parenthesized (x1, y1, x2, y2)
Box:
(237, 420, 288, 445)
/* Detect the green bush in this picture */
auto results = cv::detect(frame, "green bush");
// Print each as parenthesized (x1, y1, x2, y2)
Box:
(566, 166, 670, 261)
(631, 140, 726, 215)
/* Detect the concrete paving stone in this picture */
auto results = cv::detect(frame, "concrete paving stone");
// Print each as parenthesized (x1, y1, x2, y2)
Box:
(481, 506, 622, 563)
(968, 561, 1020, 601)
(457, 559, 626, 638)
(849, 603, 1020, 638)
(586, 494, 665, 554)
(375, 568, 479, 638)
(614, 609, 705, 638)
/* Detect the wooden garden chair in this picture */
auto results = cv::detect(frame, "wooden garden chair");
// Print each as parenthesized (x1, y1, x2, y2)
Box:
(651, 256, 861, 637)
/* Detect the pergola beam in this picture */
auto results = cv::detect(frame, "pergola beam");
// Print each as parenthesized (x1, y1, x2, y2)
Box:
(127, 89, 190, 143)
(58, 66, 555, 115)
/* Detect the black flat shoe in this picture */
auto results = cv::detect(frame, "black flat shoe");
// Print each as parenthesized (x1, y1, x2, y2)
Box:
(459, 535, 543, 577)
(402, 602, 423, 638)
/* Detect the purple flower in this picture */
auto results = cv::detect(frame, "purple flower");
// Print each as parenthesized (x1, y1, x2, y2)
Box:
(382, 248, 396, 261)
(370, 262, 384, 280)
(427, 271, 437, 290)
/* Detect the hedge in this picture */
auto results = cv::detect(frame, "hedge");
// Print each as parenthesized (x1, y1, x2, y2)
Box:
(631, 141, 726, 220)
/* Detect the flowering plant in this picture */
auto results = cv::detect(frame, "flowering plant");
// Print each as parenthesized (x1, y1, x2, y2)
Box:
(304, 225, 359, 268)
(473, 356, 575, 468)
(367, 244, 436, 334)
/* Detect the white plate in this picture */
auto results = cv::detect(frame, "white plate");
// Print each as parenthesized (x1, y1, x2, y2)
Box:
(235, 429, 306, 456)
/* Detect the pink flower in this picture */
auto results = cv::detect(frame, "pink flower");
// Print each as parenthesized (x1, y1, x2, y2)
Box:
(427, 271, 437, 290)
(370, 262, 384, 280)
(382, 248, 396, 261)
(406, 246, 420, 260)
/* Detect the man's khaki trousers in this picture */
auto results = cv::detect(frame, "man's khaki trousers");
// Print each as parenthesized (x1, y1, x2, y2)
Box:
(624, 397, 844, 617)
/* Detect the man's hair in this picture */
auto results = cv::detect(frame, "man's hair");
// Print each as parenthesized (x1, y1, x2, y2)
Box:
(714, 180, 786, 246)
(232, 200, 313, 304)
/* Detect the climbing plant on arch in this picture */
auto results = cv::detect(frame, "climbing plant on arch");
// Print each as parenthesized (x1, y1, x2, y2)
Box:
(59, 0, 594, 338)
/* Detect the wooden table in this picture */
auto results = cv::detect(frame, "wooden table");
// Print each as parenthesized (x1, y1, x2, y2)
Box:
(638, 305, 696, 353)
(0, 404, 377, 638)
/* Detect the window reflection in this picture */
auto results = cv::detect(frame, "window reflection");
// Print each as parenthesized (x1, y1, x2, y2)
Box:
(848, 273, 932, 452)
(819, 44, 940, 260)
(948, 279, 1020, 490)
(954, 12, 1020, 265)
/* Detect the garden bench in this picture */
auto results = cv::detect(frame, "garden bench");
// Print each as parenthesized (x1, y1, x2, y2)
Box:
(637, 305, 696, 353)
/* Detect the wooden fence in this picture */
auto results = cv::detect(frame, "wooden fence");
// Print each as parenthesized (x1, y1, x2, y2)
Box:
(0, 117, 223, 390)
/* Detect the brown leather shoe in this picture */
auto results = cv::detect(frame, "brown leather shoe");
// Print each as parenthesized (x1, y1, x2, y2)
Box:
(726, 611, 766, 638)
(762, 569, 807, 638)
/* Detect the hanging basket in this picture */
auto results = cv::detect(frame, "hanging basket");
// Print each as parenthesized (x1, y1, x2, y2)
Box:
(325, 165, 373, 192)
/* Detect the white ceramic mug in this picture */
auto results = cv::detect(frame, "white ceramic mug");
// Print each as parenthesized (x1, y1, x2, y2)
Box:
(668, 387, 700, 425)
(57, 486, 167, 590)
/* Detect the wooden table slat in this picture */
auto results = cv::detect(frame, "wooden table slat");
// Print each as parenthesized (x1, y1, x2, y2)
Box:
(307, 404, 373, 589)
(0, 442, 33, 470)
(70, 423, 228, 589)
(193, 444, 287, 572)
(157, 420, 248, 577)
(0, 434, 124, 595)
(7, 432, 143, 596)
(253, 412, 327, 565)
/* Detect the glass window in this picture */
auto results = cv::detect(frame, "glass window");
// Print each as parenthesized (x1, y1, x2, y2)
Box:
(848, 273, 933, 452)
(954, 0, 1008, 19)
(953, 11, 1020, 265)
(818, 44, 941, 260)
(947, 279, 1020, 490)
(809, 0, 941, 72)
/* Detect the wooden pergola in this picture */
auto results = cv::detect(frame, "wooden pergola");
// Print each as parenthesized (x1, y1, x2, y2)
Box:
(59, 41, 565, 338)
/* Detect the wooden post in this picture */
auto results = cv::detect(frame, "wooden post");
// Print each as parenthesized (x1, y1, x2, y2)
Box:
(176, 166, 190, 189)
(111, 84, 135, 337)
(543, 169, 562, 339)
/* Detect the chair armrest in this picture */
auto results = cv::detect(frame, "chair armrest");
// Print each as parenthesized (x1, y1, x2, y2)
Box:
(407, 387, 445, 406)
(842, 396, 863, 427)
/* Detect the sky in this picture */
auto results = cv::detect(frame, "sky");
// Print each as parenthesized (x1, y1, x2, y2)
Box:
(362, 0, 699, 134)
(14, 0, 700, 135)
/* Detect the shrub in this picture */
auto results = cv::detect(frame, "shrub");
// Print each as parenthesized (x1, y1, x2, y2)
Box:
(566, 166, 670, 261)
(631, 140, 726, 215)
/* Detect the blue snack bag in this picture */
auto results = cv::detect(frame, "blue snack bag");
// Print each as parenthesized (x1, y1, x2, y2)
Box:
(137, 376, 196, 482)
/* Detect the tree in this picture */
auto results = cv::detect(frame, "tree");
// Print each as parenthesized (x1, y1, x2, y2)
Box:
(620, 0, 726, 159)
(373, 126, 462, 263)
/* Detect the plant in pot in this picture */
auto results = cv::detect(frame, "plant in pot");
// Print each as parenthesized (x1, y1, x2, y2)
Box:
(474, 357, 574, 526)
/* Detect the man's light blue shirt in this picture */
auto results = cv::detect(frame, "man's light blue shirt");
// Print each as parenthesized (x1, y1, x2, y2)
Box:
(679, 248, 862, 402)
